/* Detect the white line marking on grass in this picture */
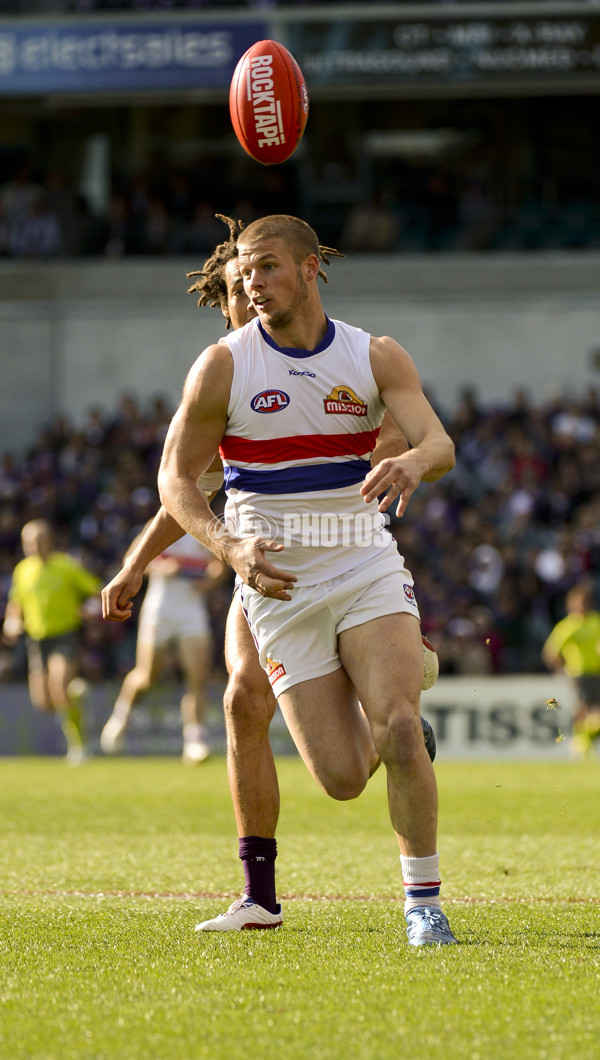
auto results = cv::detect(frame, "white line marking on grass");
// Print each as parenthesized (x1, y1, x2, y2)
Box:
(1, 890, 599, 904)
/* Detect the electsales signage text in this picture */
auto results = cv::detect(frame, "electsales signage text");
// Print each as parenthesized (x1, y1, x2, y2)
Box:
(0, 20, 268, 95)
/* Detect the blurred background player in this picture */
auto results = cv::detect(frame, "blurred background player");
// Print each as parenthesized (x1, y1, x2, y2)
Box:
(100, 528, 227, 763)
(2, 518, 100, 763)
(542, 579, 600, 757)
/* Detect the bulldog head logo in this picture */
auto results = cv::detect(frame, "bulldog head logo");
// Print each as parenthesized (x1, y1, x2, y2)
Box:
(323, 385, 368, 416)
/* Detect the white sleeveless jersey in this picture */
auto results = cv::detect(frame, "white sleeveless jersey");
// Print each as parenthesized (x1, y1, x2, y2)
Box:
(157, 534, 213, 576)
(220, 317, 397, 584)
(142, 534, 213, 619)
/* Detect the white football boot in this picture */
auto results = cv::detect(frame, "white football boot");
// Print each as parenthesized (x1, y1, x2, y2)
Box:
(196, 895, 283, 932)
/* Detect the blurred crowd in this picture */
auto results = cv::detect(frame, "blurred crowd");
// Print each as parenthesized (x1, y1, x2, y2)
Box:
(5, 0, 585, 10)
(395, 384, 600, 675)
(3, 158, 600, 262)
(2, 383, 600, 684)
(2, 0, 428, 11)
(0, 163, 299, 260)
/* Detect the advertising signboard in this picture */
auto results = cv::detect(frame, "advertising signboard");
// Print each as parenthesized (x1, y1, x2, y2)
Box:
(0, 19, 267, 95)
(288, 12, 600, 88)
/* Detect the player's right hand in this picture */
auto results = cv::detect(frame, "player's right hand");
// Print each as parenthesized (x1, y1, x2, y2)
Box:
(360, 454, 422, 517)
(228, 537, 297, 601)
(101, 567, 144, 621)
(2, 612, 23, 644)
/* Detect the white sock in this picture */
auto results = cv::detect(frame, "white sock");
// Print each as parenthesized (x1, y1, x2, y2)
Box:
(400, 853, 442, 912)
(183, 723, 207, 745)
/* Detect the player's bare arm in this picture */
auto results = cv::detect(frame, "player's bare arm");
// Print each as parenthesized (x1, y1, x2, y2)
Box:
(363, 335, 455, 516)
(541, 644, 562, 673)
(158, 343, 297, 600)
(371, 411, 408, 465)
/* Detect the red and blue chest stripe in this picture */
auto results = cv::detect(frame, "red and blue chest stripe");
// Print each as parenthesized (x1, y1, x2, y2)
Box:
(220, 429, 379, 494)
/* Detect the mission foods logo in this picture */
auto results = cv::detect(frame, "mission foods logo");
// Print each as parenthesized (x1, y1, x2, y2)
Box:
(251, 389, 290, 413)
(323, 385, 368, 416)
(248, 55, 286, 148)
(266, 656, 286, 685)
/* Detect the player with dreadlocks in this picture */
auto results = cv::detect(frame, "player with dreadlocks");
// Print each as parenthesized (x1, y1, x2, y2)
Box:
(102, 214, 438, 933)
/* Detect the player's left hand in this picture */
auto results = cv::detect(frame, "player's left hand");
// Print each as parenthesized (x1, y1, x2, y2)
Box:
(360, 455, 422, 517)
(227, 536, 297, 600)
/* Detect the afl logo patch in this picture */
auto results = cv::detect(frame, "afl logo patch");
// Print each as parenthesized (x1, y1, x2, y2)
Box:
(251, 390, 290, 413)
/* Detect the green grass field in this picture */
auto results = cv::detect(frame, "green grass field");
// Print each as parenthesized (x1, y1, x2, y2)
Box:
(1, 756, 599, 1060)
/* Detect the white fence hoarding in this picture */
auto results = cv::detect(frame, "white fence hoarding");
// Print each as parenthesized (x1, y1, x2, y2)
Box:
(421, 675, 575, 760)
(0, 675, 577, 759)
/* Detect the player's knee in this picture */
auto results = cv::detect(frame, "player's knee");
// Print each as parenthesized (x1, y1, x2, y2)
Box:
(372, 708, 423, 763)
(321, 771, 368, 801)
(224, 675, 275, 741)
(319, 760, 369, 801)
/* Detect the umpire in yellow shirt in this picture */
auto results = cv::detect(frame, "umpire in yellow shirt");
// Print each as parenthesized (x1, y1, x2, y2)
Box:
(3, 519, 101, 762)
(542, 579, 600, 757)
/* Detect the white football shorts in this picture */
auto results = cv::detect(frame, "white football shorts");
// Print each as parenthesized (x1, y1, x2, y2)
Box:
(239, 549, 420, 697)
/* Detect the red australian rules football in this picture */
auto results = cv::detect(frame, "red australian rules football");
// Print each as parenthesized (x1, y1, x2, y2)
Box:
(229, 39, 309, 165)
